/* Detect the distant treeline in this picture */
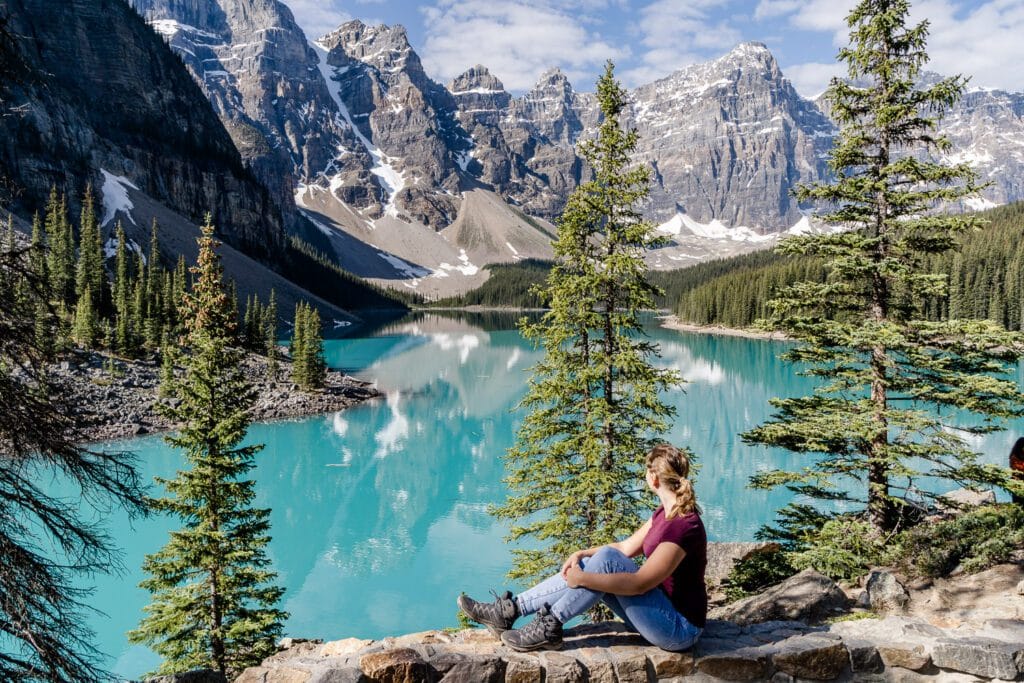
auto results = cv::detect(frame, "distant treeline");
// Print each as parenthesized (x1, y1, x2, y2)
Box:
(431, 259, 551, 308)
(672, 202, 1024, 330)
(282, 237, 419, 311)
(430, 202, 1024, 332)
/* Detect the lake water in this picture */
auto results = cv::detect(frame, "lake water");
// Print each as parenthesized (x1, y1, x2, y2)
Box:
(71, 311, 1023, 679)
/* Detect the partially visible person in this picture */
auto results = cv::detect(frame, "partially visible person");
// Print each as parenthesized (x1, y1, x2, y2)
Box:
(457, 444, 707, 652)
(1010, 437, 1024, 505)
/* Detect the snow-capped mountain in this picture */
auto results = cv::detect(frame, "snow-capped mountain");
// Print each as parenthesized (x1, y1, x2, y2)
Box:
(121, 0, 1024, 295)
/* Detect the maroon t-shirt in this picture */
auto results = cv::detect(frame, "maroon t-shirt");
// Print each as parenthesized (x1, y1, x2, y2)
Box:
(641, 506, 708, 628)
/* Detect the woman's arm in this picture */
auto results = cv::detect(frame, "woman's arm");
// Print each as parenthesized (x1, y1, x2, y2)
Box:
(560, 519, 653, 578)
(609, 518, 652, 558)
(565, 542, 686, 595)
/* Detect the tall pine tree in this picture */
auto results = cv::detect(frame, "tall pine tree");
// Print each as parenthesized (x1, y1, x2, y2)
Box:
(743, 0, 1024, 534)
(496, 62, 680, 583)
(130, 216, 286, 678)
(72, 186, 103, 346)
(0, 209, 145, 683)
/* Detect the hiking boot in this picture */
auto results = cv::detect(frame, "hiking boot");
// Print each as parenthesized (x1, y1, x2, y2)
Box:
(499, 604, 563, 652)
(457, 590, 519, 637)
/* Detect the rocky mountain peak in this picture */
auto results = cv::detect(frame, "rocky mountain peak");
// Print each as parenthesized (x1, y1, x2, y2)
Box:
(322, 20, 419, 78)
(450, 65, 506, 94)
(132, 0, 230, 34)
(530, 67, 575, 98)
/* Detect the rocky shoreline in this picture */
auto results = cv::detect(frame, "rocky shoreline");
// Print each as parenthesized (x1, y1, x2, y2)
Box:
(51, 349, 381, 444)
(658, 316, 790, 342)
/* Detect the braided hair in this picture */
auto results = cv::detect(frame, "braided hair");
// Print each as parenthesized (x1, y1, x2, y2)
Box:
(646, 444, 698, 519)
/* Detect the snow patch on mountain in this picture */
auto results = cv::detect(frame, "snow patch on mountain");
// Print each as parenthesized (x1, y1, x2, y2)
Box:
(656, 213, 774, 243)
(312, 40, 406, 218)
(965, 196, 999, 211)
(436, 249, 479, 276)
(99, 169, 139, 227)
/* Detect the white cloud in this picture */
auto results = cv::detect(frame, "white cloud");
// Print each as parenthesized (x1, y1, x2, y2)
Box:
(286, 0, 351, 41)
(767, 0, 1024, 93)
(622, 0, 741, 86)
(754, 0, 801, 21)
(419, 0, 627, 92)
(910, 0, 1024, 92)
(783, 61, 844, 98)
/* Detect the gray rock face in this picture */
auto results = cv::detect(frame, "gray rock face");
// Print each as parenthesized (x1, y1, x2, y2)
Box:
(130, 0, 363, 231)
(627, 43, 833, 229)
(452, 43, 833, 230)
(0, 0, 284, 259)
(941, 85, 1024, 209)
(316, 21, 466, 229)
(710, 568, 849, 625)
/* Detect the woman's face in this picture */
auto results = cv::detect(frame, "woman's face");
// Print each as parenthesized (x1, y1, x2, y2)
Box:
(645, 466, 658, 492)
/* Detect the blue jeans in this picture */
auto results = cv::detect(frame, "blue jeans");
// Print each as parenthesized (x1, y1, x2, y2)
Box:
(514, 546, 703, 651)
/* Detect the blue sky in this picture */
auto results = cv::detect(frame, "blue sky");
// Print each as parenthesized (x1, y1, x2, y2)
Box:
(284, 0, 1024, 97)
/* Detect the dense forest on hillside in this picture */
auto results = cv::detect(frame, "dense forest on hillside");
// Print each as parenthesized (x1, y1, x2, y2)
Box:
(672, 202, 1024, 329)
(283, 237, 419, 311)
(431, 259, 551, 308)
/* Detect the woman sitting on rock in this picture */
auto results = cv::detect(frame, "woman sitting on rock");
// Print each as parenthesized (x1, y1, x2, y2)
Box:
(458, 443, 707, 652)
(1010, 437, 1024, 505)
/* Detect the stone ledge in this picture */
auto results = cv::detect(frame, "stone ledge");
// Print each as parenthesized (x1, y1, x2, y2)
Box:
(229, 616, 1024, 682)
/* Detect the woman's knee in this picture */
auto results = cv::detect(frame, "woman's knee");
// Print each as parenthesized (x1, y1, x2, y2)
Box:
(584, 546, 632, 572)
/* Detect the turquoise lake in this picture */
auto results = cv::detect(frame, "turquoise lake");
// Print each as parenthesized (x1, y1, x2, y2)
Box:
(73, 311, 1024, 679)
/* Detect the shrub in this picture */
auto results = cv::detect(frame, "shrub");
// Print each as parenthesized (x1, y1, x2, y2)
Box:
(889, 504, 1024, 578)
(720, 548, 796, 602)
(790, 517, 887, 582)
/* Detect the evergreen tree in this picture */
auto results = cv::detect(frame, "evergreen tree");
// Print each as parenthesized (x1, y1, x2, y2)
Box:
(74, 186, 105, 305)
(290, 302, 307, 387)
(44, 188, 75, 309)
(29, 213, 54, 357)
(496, 62, 680, 583)
(302, 305, 325, 389)
(743, 0, 1024, 534)
(133, 250, 147, 350)
(290, 302, 325, 390)
(144, 220, 163, 349)
(71, 288, 98, 347)
(265, 289, 278, 379)
(0, 218, 145, 682)
(129, 216, 286, 678)
(113, 224, 135, 355)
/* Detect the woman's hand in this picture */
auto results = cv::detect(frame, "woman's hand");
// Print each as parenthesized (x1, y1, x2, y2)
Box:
(560, 550, 585, 579)
(564, 562, 586, 589)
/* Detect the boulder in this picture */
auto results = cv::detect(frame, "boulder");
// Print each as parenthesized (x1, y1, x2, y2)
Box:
(535, 651, 585, 682)
(705, 542, 781, 587)
(710, 569, 849, 625)
(864, 569, 910, 612)
(357, 648, 429, 683)
(937, 488, 996, 511)
(503, 654, 542, 683)
(830, 616, 942, 672)
(308, 670, 366, 683)
(844, 637, 884, 674)
(770, 635, 848, 680)
(144, 671, 226, 683)
(236, 668, 312, 683)
(427, 651, 504, 682)
(695, 645, 771, 681)
(931, 637, 1024, 680)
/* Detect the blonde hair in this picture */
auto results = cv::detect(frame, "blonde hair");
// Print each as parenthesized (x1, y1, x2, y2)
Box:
(646, 444, 698, 519)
